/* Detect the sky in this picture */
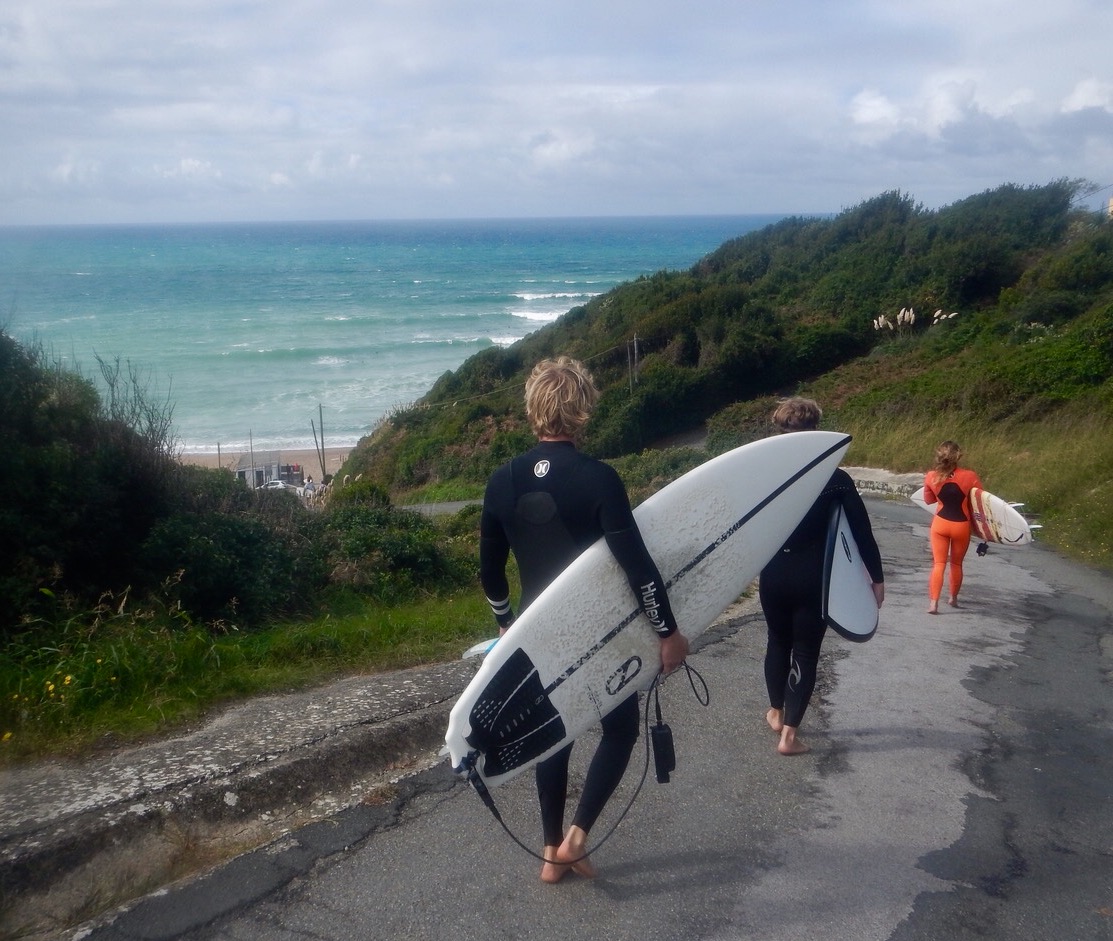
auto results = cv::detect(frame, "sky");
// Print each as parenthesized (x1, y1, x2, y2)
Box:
(2, 0, 1112, 225)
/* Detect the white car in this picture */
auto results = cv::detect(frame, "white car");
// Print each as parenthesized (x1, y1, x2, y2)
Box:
(259, 479, 297, 491)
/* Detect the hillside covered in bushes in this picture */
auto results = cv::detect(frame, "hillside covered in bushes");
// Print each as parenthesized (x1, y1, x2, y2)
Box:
(341, 180, 1113, 569)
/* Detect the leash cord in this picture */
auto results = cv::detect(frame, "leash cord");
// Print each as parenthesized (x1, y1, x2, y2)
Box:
(465, 660, 709, 866)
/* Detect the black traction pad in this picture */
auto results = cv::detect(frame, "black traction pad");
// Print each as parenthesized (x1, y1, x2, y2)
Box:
(466, 647, 567, 777)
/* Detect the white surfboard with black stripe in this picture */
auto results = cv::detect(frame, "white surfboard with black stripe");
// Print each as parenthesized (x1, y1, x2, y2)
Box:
(446, 431, 852, 789)
(822, 501, 879, 642)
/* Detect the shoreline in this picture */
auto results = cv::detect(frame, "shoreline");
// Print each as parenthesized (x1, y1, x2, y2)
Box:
(178, 447, 351, 479)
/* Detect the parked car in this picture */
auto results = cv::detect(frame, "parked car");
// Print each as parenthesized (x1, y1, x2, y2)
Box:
(260, 479, 298, 491)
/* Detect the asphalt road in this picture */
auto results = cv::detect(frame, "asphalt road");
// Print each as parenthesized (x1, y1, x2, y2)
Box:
(82, 498, 1112, 941)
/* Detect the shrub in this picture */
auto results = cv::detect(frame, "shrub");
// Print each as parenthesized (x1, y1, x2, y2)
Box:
(138, 512, 307, 627)
(609, 447, 706, 505)
(587, 363, 715, 456)
(328, 478, 392, 508)
(442, 502, 483, 538)
(988, 311, 1112, 403)
(320, 505, 476, 603)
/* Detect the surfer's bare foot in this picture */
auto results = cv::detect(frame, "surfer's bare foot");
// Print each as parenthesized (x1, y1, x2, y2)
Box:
(948, 596, 959, 607)
(556, 825, 597, 879)
(927, 600, 939, 614)
(778, 727, 810, 756)
(540, 827, 597, 882)
(540, 846, 568, 884)
(766, 708, 785, 733)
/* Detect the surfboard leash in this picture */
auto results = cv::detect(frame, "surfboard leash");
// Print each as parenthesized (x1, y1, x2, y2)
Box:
(650, 660, 709, 782)
(461, 661, 709, 869)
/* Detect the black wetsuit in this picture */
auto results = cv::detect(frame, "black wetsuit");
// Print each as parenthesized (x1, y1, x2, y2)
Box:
(479, 440, 678, 845)
(759, 468, 884, 729)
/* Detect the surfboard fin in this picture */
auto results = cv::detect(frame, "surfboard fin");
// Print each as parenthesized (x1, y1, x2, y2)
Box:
(466, 648, 567, 778)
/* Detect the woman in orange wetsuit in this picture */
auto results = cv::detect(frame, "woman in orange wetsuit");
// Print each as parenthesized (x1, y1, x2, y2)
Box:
(923, 440, 983, 614)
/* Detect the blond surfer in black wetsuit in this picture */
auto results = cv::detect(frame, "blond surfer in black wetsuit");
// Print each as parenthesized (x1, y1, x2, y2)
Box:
(479, 356, 689, 884)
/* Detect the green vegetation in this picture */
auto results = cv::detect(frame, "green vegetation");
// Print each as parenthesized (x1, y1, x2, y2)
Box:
(0, 336, 488, 758)
(3, 584, 490, 758)
(346, 179, 1113, 564)
(4, 178, 1112, 761)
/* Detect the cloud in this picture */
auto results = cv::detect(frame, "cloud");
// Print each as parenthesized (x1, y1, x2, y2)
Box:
(851, 89, 903, 137)
(159, 158, 223, 181)
(50, 155, 101, 186)
(526, 130, 597, 169)
(1, 0, 1111, 223)
(1063, 77, 1113, 113)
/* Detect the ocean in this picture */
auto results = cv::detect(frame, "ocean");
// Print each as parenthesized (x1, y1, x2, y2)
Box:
(1, 216, 781, 453)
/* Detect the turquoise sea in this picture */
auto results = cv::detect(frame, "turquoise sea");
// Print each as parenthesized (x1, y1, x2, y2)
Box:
(1, 216, 781, 452)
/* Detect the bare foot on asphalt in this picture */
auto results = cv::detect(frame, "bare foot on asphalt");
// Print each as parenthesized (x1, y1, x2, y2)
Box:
(778, 728, 810, 755)
(766, 707, 785, 733)
(541, 828, 597, 882)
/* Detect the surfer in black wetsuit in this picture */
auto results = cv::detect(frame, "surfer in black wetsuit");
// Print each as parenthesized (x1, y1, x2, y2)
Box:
(480, 356, 689, 884)
(759, 397, 885, 756)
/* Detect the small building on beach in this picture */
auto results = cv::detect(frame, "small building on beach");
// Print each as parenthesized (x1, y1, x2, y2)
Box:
(234, 451, 305, 489)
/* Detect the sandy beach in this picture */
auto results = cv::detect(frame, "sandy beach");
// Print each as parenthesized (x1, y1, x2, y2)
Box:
(179, 447, 351, 480)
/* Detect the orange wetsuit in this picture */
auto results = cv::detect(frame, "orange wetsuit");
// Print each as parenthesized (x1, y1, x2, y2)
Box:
(923, 466, 984, 602)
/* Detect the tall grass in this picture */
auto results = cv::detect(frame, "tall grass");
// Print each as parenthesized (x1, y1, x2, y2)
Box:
(0, 589, 493, 762)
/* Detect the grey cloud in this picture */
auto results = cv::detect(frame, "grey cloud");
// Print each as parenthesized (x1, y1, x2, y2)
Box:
(1, 1, 1111, 223)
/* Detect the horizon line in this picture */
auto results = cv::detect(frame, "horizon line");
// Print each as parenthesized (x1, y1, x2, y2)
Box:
(0, 211, 825, 232)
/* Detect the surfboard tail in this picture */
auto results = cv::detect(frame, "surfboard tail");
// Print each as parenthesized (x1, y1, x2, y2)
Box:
(465, 648, 567, 779)
(821, 502, 878, 642)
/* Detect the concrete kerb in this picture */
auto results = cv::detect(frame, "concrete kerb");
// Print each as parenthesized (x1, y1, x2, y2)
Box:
(0, 659, 481, 940)
(843, 465, 923, 499)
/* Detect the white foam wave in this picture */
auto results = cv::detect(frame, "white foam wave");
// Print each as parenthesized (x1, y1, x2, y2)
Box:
(411, 334, 496, 346)
(510, 309, 564, 323)
(179, 434, 365, 454)
(513, 291, 598, 301)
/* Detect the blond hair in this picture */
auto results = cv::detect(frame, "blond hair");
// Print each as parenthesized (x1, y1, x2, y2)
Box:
(931, 440, 963, 483)
(524, 356, 600, 439)
(770, 396, 822, 432)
